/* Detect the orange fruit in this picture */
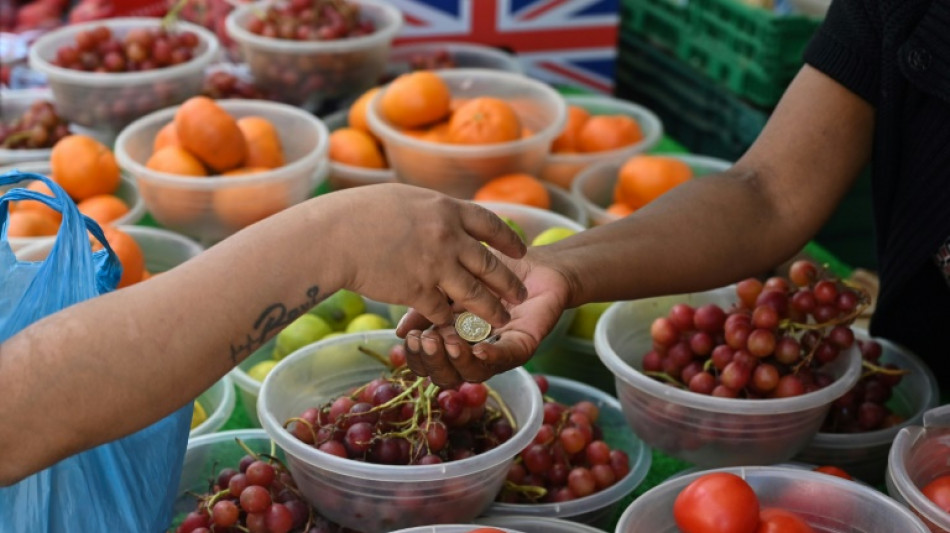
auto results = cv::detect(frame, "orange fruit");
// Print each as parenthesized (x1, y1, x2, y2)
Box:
(144, 146, 209, 225)
(77, 194, 130, 225)
(539, 161, 583, 190)
(606, 202, 635, 218)
(213, 167, 289, 229)
(614, 155, 693, 209)
(141, 269, 153, 281)
(521, 127, 534, 139)
(473, 173, 551, 209)
(379, 71, 451, 129)
(146, 146, 208, 176)
(13, 180, 62, 223)
(446, 97, 522, 145)
(174, 96, 247, 173)
(94, 225, 145, 288)
(50, 134, 121, 202)
(6, 210, 59, 238)
(576, 115, 643, 153)
(153, 121, 180, 152)
(551, 105, 591, 153)
(237, 116, 285, 169)
(348, 87, 380, 136)
(329, 128, 386, 169)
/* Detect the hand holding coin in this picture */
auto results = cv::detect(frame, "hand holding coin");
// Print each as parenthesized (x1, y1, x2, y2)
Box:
(455, 311, 492, 343)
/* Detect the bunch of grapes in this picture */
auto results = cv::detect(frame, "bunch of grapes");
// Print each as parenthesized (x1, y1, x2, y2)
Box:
(0, 100, 70, 149)
(247, 0, 375, 41)
(497, 375, 631, 504)
(407, 49, 456, 71)
(641, 260, 870, 399)
(51, 25, 201, 72)
(285, 345, 515, 465)
(821, 338, 909, 432)
(176, 449, 359, 533)
(202, 70, 268, 100)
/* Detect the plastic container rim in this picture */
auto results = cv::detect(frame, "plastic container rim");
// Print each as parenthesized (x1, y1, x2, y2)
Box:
(29, 17, 220, 86)
(887, 412, 950, 529)
(186, 427, 272, 451)
(546, 94, 664, 164)
(474, 201, 587, 233)
(191, 374, 237, 437)
(322, 109, 397, 181)
(389, 40, 523, 74)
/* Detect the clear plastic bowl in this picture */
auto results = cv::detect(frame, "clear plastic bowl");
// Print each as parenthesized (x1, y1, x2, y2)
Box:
(571, 153, 731, 226)
(539, 95, 663, 190)
(114, 98, 329, 246)
(486, 376, 651, 529)
(257, 330, 544, 533)
(1, 88, 59, 166)
(887, 405, 950, 532)
(391, 526, 522, 533)
(387, 41, 523, 78)
(28, 18, 220, 136)
(594, 286, 863, 467)
(477, 516, 607, 533)
(795, 329, 939, 484)
(0, 161, 146, 252)
(616, 465, 929, 532)
(322, 108, 396, 190)
(190, 374, 236, 438)
(526, 334, 616, 399)
(226, 0, 403, 112)
(366, 68, 568, 199)
(543, 181, 589, 228)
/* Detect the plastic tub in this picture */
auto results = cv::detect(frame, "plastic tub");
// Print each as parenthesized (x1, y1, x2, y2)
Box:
(616, 465, 929, 532)
(114, 98, 329, 246)
(0, 161, 146, 252)
(594, 286, 863, 467)
(486, 376, 651, 529)
(322, 108, 396, 190)
(190, 374, 236, 438)
(539, 95, 663, 190)
(226, 0, 403, 111)
(887, 405, 950, 532)
(571, 153, 731, 226)
(257, 330, 544, 533)
(543, 181, 588, 228)
(367, 68, 567, 199)
(795, 329, 939, 484)
(391, 526, 522, 533)
(387, 41, 523, 78)
(1, 88, 62, 166)
(28, 18, 219, 136)
(477, 516, 606, 532)
(528, 335, 615, 396)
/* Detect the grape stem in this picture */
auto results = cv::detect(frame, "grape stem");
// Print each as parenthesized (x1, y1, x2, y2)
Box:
(861, 360, 911, 380)
(162, 0, 188, 28)
(486, 384, 517, 430)
(235, 437, 262, 463)
(358, 345, 394, 370)
(500, 480, 548, 501)
(643, 371, 686, 389)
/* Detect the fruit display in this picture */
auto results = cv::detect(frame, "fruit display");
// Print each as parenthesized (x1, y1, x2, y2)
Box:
(640, 259, 869, 400)
(50, 24, 201, 72)
(473, 173, 551, 210)
(202, 67, 268, 100)
(0, 100, 71, 149)
(246, 0, 376, 41)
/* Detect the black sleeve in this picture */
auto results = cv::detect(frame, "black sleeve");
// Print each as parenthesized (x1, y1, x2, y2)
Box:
(803, 0, 882, 105)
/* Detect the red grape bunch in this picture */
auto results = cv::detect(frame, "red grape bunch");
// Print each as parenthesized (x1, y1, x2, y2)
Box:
(176, 445, 360, 533)
(285, 345, 515, 466)
(202, 69, 268, 100)
(247, 0, 376, 41)
(407, 49, 456, 71)
(641, 259, 871, 399)
(52, 25, 201, 73)
(0, 100, 70, 149)
(497, 375, 631, 504)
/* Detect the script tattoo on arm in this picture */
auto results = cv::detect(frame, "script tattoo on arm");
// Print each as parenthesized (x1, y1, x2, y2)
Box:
(229, 285, 322, 366)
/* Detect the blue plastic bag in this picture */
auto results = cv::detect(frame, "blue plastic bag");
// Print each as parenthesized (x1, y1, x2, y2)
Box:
(0, 170, 192, 532)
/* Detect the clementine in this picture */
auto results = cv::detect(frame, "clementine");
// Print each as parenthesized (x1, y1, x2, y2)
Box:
(50, 134, 121, 202)
(348, 87, 380, 136)
(6, 210, 58, 238)
(577, 115, 643, 153)
(212, 167, 289, 229)
(77, 194, 130, 225)
(238, 116, 285, 169)
(329, 128, 386, 169)
(174, 96, 247, 172)
(446, 97, 522, 145)
(144, 146, 209, 225)
(614, 155, 693, 209)
(94, 225, 145, 288)
(473, 173, 551, 209)
(551, 105, 591, 153)
(146, 146, 208, 176)
(606, 202, 635, 218)
(13, 180, 62, 223)
(379, 71, 452, 129)
(153, 121, 180, 152)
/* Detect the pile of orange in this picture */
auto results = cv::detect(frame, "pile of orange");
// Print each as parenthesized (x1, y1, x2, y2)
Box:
(145, 96, 289, 229)
(608, 154, 694, 217)
(8, 134, 131, 239)
(91, 225, 149, 288)
(551, 104, 644, 154)
(473, 173, 550, 210)
(328, 87, 389, 171)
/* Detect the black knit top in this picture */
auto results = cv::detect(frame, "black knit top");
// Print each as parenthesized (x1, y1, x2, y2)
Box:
(804, 0, 950, 386)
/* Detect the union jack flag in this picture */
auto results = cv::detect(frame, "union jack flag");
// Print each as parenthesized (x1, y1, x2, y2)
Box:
(391, 0, 620, 94)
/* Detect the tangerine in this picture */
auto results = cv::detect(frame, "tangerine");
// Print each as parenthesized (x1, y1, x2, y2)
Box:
(94, 225, 145, 288)
(238, 116, 285, 169)
(379, 71, 451, 129)
(6, 210, 58, 238)
(446, 97, 522, 145)
(614, 155, 692, 209)
(606, 201, 635, 218)
(77, 194, 130, 225)
(50, 134, 121, 202)
(348, 87, 380, 136)
(174, 96, 247, 173)
(153, 121, 180, 152)
(13, 180, 62, 223)
(551, 105, 591, 153)
(146, 146, 208, 176)
(144, 146, 209, 225)
(212, 167, 289, 229)
(473, 173, 550, 209)
(576, 115, 643, 153)
(329, 128, 386, 169)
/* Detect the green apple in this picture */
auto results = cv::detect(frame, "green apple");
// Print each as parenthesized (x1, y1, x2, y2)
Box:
(247, 360, 278, 382)
(345, 313, 393, 333)
(567, 301, 613, 340)
(531, 226, 578, 247)
(500, 215, 527, 244)
(309, 289, 366, 331)
(274, 314, 333, 360)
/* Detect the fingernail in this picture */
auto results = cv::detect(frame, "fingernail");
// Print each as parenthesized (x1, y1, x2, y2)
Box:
(518, 285, 528, 302)
(446, 343, 461, 359)
(472, 346, 487, 360)
(396, 314, 407, 331)
(406, 334, 420, 352)
(421, 337, 438, 356)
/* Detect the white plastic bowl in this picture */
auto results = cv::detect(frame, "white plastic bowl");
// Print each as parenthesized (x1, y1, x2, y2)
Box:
(258, 330, 544, 533)
(367, 68, 568, 199)
(322, 108, 396, 190)
(594, 286, 863, 467)
(795, 329, 939, 484)
(190, 374, 236, 438)
(539, 95, 663, 190)
(226, 0, 403, 111)
(477, 516, 607, 533)
(571, 153, 731, 226)
(617, 465, 929, 532)
(1, 88, 61, 165)
(387, 41, 523, 78)
(28, 18, 219, 135)
(391, 526, 522, 533)
(887, 405, 950, 532)
(487, 376, 651, 529)
(528, 335, 615, 395)
(114, 98, 329, 245)
(0, 161, 146, 252)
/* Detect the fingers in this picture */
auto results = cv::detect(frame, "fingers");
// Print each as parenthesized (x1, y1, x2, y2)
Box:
(437, 267, 512, 329)
(404, 329, 464, 389)
(458, 242, 527, 311)
(408, 289, 457, 329)
(461, 203, 527, 260)
(395, 309, 431, 338)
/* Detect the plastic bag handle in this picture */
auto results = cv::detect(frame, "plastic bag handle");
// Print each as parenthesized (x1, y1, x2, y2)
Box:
(0, 170, 122, 294)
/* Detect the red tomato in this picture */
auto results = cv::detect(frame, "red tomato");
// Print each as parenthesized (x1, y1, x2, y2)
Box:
(673, 472, 761, 533)
(756, 508, 815, 533)
(812, 465, 853, 481)
(922, 475, 950, 512)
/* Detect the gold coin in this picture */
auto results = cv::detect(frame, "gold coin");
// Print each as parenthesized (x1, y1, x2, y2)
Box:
(455, 312, 492, 343)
